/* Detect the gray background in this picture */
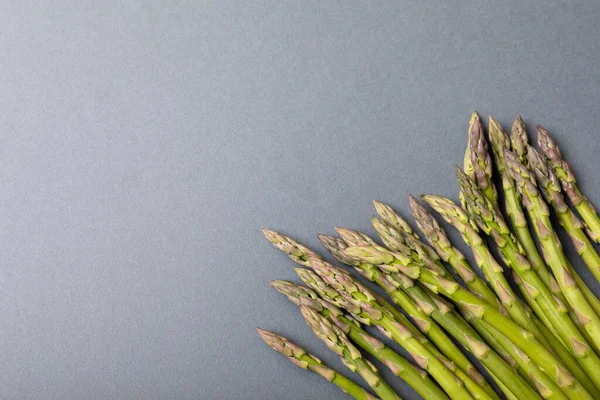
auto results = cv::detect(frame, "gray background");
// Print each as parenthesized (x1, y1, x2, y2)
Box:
(1, 0, 600, 399)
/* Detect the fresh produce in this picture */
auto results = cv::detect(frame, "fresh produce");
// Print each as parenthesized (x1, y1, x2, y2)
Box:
(259, 114, 600, 400)
(504, 149, 600, 353)
(538, 125, 600, 243)
(300, 305, 402, 400)
(270, 279, 450, 400)
(257, 328, 378, 399)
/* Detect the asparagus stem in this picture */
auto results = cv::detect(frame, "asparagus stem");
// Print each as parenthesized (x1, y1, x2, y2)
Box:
(308, 266, 501, 400)
(511, 122, 600, 317)
(306, 258, 476, 400)
(505, 150, 600, 355)
(343, 217, 568, 400)
(344, 244, 593, 400)
(454, 166, 600, 393)
(415, 195, 533, 333)
(319, 233, 498, 399)
(370, 205, 499, 310)
(464, 112, 498, 205)
(460, 312, 570, 400)
(257, 328, 378, 400)
(270, 280, 450, 400)
(493, 118, 600, 343)
(537, 125, 600, 243)
(322, 235, 539, 400)
(262, 230, 476, 399)
(528, 145, 600, 313)
(299, 305, 402, 400)
(360, 264, 541, 400)
(367, 213, 550, 399)
(487, 117, 559, 298)
(512, 271, 600, 397)
(419, 194, 600, 397)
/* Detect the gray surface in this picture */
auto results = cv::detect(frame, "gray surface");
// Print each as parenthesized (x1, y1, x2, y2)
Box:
(2, 1, 600, 399)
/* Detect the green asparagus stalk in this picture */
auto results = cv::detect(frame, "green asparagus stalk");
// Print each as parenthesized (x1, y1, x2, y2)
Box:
(262, 229, 322, 266)
(257, 328, 378, 400)
(293, 266, 497, 400)
(411, 195, 598, 398)
(507, 120, 600, 319)
(320, 236, 540, 400)
(510, 115, 528, 164)
(341, 250, 543, 400)
(487, 116, 559, 298)
(343, 244, 593, 400)
(419, 194, 600, 397)
(510, 267, 600, 395)
(413, 195, 530, 329)
(495, 117, 595, 346)
(302, 258, 499, 400)
(371, 201, 500, 311)
(456, 166, 600, 392)
(467, 318, 569, 400)
(262, 229, 482, 399)
(335, 227, 514, 399)
(372, 201, 420, 240)
(527, 145, 600, 313)
(463, 112, 498, 205)
(537, 125, 600, 243)
(318, 233, 498, 399)
(304, 258, 476, 400)
(346, 219, 571, 400)
(270, 280, 450, 400)
(405, 265, 567, 400)
(505, 149, 600, 354)
(299, 305, 402, 400)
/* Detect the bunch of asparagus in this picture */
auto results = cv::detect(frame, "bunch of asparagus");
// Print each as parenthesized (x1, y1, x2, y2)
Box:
(258, 113, 600, 400)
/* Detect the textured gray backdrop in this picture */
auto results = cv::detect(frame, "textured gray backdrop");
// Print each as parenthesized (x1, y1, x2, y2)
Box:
(2, 1, 600, 399)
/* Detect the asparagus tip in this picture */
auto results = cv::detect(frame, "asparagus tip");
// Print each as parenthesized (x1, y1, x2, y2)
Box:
(261, 228, 277, 240)
(256, 327, 276, 343)
(407, 193, 422, 210)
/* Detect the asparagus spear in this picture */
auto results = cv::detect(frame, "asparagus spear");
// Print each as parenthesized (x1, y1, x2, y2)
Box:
(494, 117, 596, 345)
(463, 112, 498, 205)
(270, 279, 450, 400)
(537, 125, 600, 243)
(412, 195, 560, 344)
(507, 120, 600, 318)
(257, 328, 378, 400)
(319, 233, 499, 399)
(510, 115, 528, 164)
(487, 116, 559, 298)
(299, 305, 402, 400)
(302, 256, 497, 400)
(342, 222, 572, 400)
(305, 258, 476, 400)
(293, 266, 498, 400)
(413, 194, 599, 397)
(372, 201, 420, 241)
(262, 229, 322, 266)
(368, 215, 533, 381)
(413, 195, 529, 327)
(343, 244, 593, 400)
(320, 236, 540, 400)
(335, 226, 514, 399)
(527, 145, 600, 312)
(418, 194, 600, 397)
(504, 149, 600, 351)
(371, 201, 500, 311)
(262, 229, 481, 399)
(456, 166, 600, 392)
